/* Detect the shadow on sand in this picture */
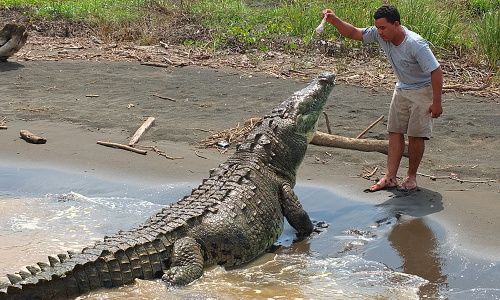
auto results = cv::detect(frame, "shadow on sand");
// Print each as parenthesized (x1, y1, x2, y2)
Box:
(0, 61, 24, 72)
(377, 186, 444, 217)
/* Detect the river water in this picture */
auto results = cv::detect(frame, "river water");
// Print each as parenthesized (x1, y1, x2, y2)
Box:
(1, 166, 499, 299)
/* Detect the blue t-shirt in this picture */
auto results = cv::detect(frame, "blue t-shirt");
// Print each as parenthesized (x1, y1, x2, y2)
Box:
(362, 26, 440, 89)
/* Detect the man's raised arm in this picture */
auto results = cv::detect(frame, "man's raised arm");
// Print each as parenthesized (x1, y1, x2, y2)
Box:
(321, 9, 364, 41)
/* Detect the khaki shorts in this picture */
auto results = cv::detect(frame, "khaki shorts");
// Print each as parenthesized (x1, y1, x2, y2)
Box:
(387, 86, 434, 139)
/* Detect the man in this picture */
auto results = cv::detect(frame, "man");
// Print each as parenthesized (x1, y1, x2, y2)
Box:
(321, 5, 443, 192)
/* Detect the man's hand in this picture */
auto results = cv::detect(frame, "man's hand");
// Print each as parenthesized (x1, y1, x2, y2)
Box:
(429, 102, 443, 119)
(321, 9, 336, 23)
(320, 9, 363, 41)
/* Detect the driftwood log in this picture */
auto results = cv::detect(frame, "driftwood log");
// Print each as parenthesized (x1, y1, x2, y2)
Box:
(311, 131, 408, 156)
(0, 24, 28, 62)
(20, 130, 47, 144)
(128, 117, 155, 145)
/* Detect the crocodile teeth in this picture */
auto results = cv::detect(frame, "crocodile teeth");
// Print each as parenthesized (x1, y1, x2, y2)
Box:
(7, 273, 23, 284)
(57, 253, 68, 263)
(26, 265, 41, 275)
(18, 269, 32, 279)
(48, 255, 60, 267)
(37, 262, 50, 271)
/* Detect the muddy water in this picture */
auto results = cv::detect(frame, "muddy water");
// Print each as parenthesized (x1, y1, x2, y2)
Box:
(1, 167, 500, 299)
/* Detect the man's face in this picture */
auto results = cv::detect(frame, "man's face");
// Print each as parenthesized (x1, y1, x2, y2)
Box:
(375, 18, 400, 42)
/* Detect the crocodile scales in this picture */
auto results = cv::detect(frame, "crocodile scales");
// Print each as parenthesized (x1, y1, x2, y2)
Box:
(0, 72, 335, 299)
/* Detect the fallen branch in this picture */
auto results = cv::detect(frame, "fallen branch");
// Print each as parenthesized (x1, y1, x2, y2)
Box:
(134, 145, 183, 160)
(20, 130, 47, 144)
(189, 128, 212, 133)
(311, 131, 408, 156)
(361, 167, 379, 179)
(417, 172, 498, 184)
(16, 106, 52, 112)
(97, 141, 147, 155)
(241, 82, 273, 88)
(322, 111, 332, 134)
(443, 83, 489, 92)
(141, 62, 170, 68)
(356, 115, 384, 139)
(194, 150, 208, 159)
(153, 94, 177, 102)
(128, 116, 155, 145)
(0, 126, 7, 130)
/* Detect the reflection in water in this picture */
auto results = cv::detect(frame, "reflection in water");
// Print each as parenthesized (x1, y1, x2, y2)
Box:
(388, 217, 447, 298)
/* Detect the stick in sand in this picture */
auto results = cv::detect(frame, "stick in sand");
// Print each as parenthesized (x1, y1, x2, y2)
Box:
(129, 117, 155, 145)
(356, 115, 384, 139)
(322, 111, 332, 134)
(97, 141, 147, 155)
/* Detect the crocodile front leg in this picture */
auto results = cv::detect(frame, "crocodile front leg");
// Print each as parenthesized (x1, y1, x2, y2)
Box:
(161, 237, 204, 286)
(280, 183, 314, 241)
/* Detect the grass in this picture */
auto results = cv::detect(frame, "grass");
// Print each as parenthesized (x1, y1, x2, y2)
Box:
(1, 0, 499, 72)
(473, 9, 500, 69)
(1, 0, 143, 22)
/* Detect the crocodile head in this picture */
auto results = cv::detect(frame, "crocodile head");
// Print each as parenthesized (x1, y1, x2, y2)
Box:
(236, 72, 335, 182)
(278, 72, 336, 143)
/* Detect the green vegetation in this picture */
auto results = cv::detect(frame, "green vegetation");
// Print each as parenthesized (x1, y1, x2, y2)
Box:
(1, 0, 143, 22)
(1, 0, 499, 71)
(473, 9, 500, 69)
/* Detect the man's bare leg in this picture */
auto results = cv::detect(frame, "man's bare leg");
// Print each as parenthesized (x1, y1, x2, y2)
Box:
(369, 132, 405, 191)
(401, 136, 425, 191)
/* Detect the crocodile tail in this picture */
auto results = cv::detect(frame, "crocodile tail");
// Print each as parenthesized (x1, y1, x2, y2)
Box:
(0, 235, 172, 300)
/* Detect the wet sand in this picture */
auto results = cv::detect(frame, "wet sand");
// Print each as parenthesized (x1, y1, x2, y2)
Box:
(1, 59, 499, 263)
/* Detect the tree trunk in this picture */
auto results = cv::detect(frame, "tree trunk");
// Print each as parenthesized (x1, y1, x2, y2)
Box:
(310, 131, 408, 156)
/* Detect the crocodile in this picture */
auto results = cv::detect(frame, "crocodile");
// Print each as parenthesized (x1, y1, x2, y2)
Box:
(0, 72, 335, 299)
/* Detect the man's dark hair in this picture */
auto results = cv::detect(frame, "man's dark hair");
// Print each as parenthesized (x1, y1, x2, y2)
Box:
(374, 5, 401, 24)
